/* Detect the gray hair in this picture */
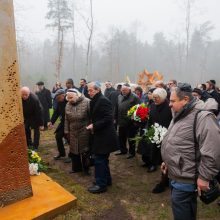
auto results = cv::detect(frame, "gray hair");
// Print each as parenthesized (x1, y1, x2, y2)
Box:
(88, 81, 101, 91)
(122, 83, 131, 90)
(153, 88, 167, 101)
(172, 87, 194, 101)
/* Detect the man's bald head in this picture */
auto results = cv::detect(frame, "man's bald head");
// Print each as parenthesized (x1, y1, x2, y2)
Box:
(21, 87, 30, 100)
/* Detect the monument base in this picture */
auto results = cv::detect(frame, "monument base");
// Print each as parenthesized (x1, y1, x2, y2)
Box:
(0, 173, 77, 220)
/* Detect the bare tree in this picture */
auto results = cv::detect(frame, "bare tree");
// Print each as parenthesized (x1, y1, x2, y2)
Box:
(46, 0, 72, 81)
(182, 0, 196, 75)
(79, 0, 94, 80)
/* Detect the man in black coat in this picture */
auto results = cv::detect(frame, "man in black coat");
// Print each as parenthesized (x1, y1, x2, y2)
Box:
(48, 89, 67, 159)
(21, 87, 44, 150)
(86, 81, 118, 193)
(109, 84, 122, 116)
(114, 83, 140, 159)
(35, 81, 52, 129)
(104, 81, 116, 99)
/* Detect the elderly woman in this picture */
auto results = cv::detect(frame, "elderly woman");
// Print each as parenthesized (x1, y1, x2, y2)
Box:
(64, 89, 90, 174)
(146, 88, 172, 194)
(147, 88, 172, 172)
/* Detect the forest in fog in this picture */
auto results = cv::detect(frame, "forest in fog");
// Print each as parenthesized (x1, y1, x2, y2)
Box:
(14, 0, 220, 89)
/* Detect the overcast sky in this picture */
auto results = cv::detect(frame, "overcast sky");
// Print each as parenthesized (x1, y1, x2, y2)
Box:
(14, 0, 220, 45)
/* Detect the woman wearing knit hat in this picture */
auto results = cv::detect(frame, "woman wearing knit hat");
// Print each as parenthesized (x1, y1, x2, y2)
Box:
(64, 89, 91, 174)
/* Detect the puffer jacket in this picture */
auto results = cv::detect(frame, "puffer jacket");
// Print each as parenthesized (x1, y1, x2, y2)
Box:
(64, 95, 90, 155)
(161, 99, 220, 184)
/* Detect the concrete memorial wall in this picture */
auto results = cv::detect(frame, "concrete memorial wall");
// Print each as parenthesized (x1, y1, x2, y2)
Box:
(0, 0, 33, 206)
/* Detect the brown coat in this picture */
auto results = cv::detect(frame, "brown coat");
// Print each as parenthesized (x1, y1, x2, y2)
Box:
(64, 96, 90, 155)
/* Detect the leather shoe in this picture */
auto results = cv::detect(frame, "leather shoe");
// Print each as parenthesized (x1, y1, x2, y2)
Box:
(88, 185, 107, 194)
(141, 163, 148, 167)
(152, 182, 166, 194)
(127, 154, 135, 159)
(69, 170, 81, 174)
(147, 165, 157, 173)
(115, 152, 127, 155)
(64, 157, 71, 163)
(54, 155, 66, 160)
(93, 181, 112, 186)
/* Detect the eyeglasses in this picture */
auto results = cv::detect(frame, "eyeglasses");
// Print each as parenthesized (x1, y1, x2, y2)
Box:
(153, 96, 160, 100)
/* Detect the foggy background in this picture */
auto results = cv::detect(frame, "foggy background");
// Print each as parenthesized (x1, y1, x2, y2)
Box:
(14, 0, 220, 90)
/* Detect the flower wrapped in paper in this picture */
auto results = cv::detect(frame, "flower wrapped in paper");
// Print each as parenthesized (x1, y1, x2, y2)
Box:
(28, 149, 47, 175)
(127, 103, 150, 122)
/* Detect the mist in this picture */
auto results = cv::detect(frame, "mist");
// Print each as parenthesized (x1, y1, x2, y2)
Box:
(14, 0, 220, 90)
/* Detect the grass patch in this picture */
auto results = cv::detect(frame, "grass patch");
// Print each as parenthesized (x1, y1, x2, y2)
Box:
(38, 129, 220, 220)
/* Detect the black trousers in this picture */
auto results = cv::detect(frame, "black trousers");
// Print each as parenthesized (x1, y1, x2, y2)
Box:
(94, 154, 111, 187)
(70, 153, 90, 172)
(150, 144, 162, 166)
(25, 124, 40, 149)
(55, 126, 66, 156)
(43, 108, 50, 128)
(118, 125, 138, 155)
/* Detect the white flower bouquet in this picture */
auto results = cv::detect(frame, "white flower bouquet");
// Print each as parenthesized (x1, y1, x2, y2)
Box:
(144, 123, 168, 147)
(29, 163, 39, 175)
(131, 123, 168, 148)
(28, 150, 47, 175)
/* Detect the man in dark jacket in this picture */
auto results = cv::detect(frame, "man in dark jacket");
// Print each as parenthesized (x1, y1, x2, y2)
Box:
(35, 81, 52, 129)
(114, 83, 140, 158)
(104, 81, 115, 99)
(65, 78, 78, 92)
(109, 84, 122, 120)
(206, 81, 220, 114)
(21, 87, 44, 150)
(78, 78, 89, 98)
(86, 81, 118, 193)
(48, 89, 67, 159)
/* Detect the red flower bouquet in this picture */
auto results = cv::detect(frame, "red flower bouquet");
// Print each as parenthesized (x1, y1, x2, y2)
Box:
(127, 103, 149, 122)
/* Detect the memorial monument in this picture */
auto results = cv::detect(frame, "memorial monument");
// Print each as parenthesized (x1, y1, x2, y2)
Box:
(0, 0, 33, 206)
(0, 2, 76, 219)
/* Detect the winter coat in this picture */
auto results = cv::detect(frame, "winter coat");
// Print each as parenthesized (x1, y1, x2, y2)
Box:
(64, 96, 90, 155)
(22, 93, 44, 128)
(202, 97, 218, 114)
(90, 92, 118, 154)
(35, 88, 52, 110)
(104, 87, 116, 99)
(36, 88, 52, 124)
(148, 99, 172, 128)
(109, 90, 121, 115)
(161, 99, 220, 184)
(78, 86, 89, 99)
(50, 99, 67, 133)
(140, 99, 172, 157)
(115, 92, 140, 127)
(208, 90, 220, 114)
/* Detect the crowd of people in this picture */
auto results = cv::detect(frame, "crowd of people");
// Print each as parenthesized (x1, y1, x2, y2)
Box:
(20, 78, 220, 220)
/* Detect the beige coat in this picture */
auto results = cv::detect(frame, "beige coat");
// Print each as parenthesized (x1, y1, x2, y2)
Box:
(64, 96, 90, 155)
